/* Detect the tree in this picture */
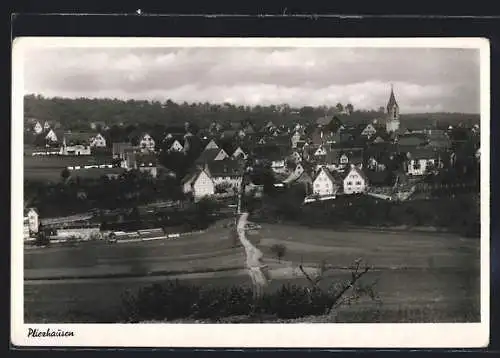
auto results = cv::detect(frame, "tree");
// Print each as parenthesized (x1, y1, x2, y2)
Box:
(35, 224, 50, 246)
(270, 243, 287, 263)
(335, 103, 344, 113)
(345, 103, 354, 115)
(61, 168, 70, 182)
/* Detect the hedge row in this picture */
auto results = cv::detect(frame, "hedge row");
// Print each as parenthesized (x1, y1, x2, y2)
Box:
(120, 280, 341, 322)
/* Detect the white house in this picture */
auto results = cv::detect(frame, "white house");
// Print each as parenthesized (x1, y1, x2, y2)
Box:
(290, 151, 302, 163)
(90, 133, 107, 148)
(291, 131, 302, 148)
(45, 129, 58, 142)
(406, 148, 437, 176)
(204, 139, 220, 150)
(314, 145, 328, 157)
(361, 123, 377, 138)
(169, 139, 184, 152)
(43, 121, 51, 131)
(232, 147, 247, 160)
(33, 121, 43, 134)
(343, 165, 368, 194)
(182, 168, 215, 201)
(312, 167, 339, 196)
(139, 133, 156, 152)
(207, 160, 244, 193)
(24, 208, 39, 239)
(271, 158, 286, 173)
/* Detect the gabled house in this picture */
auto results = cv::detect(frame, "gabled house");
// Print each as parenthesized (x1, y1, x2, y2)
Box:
(24, 208, 39, 237)
(360, 123, 377, 138)
(405, 147, 438, 176)
(312, 167, 340, 197)
(289, 150, 303, 163)
(139, 133, 156, 152)
(90, 133, 107, 148)
(45, 129, 58, 143)
(59, 136, 91, 156)
(33, 121, 43, 134)
(204, 139, 220, 151)
(207, 159, 244, 193)
(232, 146, 248, 160)
(291, 131, 303, 149)
(168, 139, 184, 152)
(343, 165, 369, 194)
(182, 167, 215, 201)
(136, 154, 159, 178)
(314, 145, 328, 157)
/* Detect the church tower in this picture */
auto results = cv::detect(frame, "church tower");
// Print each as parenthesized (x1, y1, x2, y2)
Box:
(385, 84, 400, 133)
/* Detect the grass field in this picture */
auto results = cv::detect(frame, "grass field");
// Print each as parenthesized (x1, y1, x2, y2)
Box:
(24, 154, 113, 181)
(23, 222, 481, 323)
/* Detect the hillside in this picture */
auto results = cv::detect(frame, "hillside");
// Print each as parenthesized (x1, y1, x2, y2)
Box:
(23, 95, 480, 130)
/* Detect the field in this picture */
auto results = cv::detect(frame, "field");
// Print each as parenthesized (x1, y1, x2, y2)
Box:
(24, 221, 481, 323)
(24, 153, 114, 182)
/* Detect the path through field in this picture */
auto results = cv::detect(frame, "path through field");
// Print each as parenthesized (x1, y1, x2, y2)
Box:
(237, 212, 267, 297)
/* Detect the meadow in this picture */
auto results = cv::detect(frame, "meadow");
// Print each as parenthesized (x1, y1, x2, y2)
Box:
(23, 151, 114, 182)
(23, 222, 481, 323)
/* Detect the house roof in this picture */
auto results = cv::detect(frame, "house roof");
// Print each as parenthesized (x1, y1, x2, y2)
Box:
(314, 166, 339, 184)
(344, 165, 369, 182)
(404, 146, 438, 160)
(206, 159, 243, 177)
(195, 148, 227, 164)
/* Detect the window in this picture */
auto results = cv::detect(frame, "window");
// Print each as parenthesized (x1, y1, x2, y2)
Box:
(413, 162, 421, 170)
(347, 181, 352, 185)
(356, 181, 361, 185)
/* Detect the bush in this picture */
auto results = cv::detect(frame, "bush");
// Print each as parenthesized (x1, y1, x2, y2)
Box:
(270, 243, 287, 262)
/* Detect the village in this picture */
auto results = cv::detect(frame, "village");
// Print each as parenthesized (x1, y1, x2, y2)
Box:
(23, 86, 481, 243)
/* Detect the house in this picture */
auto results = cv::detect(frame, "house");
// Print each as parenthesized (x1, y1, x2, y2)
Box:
(405, 147, 438, 176)
(182, 167, 216, 201)
(289, 150, 303, 163)
(90, 133, 107, 148)
(312, 167, 340, 196)
(207, 159, 244, 193)
(43, 121, 51, 131)
(396, 133, 429, 147)
(232, 146, 248, 160)
(168, 139, 184, 152)
(195, 148, 229, 164)
(33, 121, 43, 134)
(360, 123, 377, 138)
(204, 139, 220, 151)
(314, 145, 328, 157)
(136, 154, 159, 178)
(343, 165, 369, 194)
(23, 208, 39, 238)
(291, 131, 303, 148)
(112, 142, 134, 159)
(59, 137, 91, 156)
(283, 163, 314, 194)
(45, 129, 58, 143)
(90, 121, 108, 131)
(139, 133, 155, 152)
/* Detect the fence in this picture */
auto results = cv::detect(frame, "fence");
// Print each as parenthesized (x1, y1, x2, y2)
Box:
(67, 164, 114, 170)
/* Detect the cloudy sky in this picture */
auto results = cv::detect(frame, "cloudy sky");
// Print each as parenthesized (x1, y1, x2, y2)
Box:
(23, 46, 480, 113)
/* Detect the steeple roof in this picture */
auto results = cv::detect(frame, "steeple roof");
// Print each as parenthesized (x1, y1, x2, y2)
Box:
(387, 84, 399, 110)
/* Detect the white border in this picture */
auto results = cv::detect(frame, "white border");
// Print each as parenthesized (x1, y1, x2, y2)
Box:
(11, 37, 490, 348)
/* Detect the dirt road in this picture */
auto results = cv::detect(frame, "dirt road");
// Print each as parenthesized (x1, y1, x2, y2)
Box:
(237, 212, 268, 297)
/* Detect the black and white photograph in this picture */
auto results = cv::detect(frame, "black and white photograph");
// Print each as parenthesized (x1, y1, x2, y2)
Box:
(12, 37, 489, 348)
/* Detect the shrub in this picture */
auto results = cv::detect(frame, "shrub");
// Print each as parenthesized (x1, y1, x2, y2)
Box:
(270, 243, 287, 263)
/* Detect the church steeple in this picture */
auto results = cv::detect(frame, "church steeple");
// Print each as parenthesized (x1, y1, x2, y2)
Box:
(385, 84, 400, 133)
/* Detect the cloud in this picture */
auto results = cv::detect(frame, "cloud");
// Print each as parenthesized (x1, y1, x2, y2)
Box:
(22, 46, 480, 113)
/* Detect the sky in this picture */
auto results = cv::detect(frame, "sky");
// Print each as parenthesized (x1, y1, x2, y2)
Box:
(23, 46, 481, 114)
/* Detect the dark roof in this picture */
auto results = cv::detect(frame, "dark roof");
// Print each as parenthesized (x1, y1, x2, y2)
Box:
(195, 148, 227, 164)
(404, 146, 438, 159)
(364, 169, 392, 186)
(136, 153, 158, 166)
(207, 159, 243, 177)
